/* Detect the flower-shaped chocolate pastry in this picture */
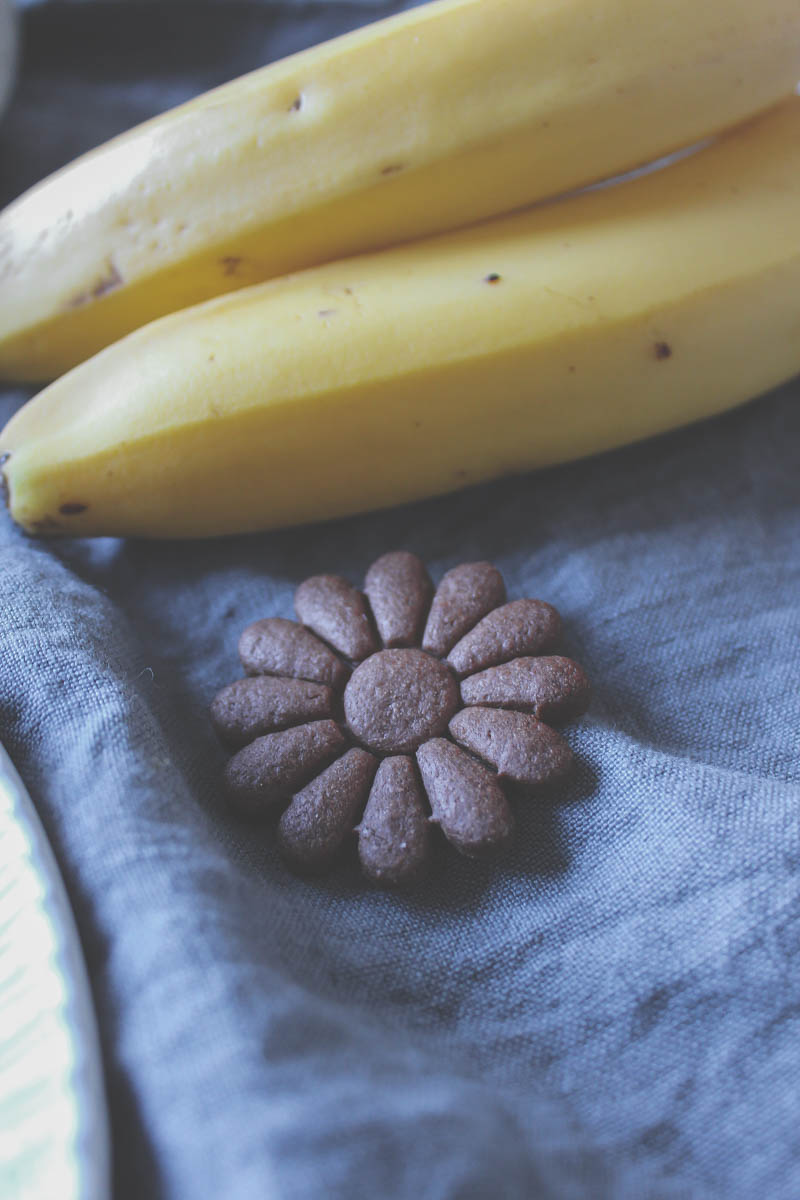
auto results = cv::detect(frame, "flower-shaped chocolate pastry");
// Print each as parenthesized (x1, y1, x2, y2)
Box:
(211, 554, 590, 886)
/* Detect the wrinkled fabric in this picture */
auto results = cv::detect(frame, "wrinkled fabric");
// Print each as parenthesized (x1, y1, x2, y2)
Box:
(1, 4, 799, 1197)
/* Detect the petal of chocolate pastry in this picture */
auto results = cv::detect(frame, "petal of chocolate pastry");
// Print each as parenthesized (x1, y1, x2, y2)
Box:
(364, 551, 433, 648)
(224, 720, 346, 816)
(422, 562, 506, 657)
(460, 656, 591, 724)
(449, 708, 573, 788)
(357, 756, 431, 885)
(416, 738, 513, 858)
(295, 575, 378, 662)
(238, 617, 348, 690)
(278, 748, 378, 873)
(210, 676, 335, 749)
(447, 598, 562, 678)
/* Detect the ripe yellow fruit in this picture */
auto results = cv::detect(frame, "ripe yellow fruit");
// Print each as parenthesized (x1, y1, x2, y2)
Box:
(3, 98, 800, 539)
(2, 0, 800, 380)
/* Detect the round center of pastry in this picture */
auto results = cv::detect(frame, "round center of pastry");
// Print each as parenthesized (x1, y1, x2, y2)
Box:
(343, 648, 460, 755)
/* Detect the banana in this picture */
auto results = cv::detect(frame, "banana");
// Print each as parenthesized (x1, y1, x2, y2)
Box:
(2, 97, 800, 540)
(2, 0, 800, 382)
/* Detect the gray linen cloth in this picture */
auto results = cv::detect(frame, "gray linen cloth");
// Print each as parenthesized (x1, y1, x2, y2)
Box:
(1, 3, 799, 1197)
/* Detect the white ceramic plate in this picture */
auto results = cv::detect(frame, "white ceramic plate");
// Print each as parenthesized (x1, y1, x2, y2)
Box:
(0, 742, 110, 1200)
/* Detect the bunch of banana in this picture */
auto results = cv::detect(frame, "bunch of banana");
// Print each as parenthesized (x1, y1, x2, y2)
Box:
(1, 0, 800, 538)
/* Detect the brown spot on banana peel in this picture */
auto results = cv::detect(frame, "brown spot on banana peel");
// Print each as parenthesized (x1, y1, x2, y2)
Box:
(66, 260, 123, 309)
(653, 341, 673, 359)
(221, 256, 243, 276)
(58, 502, 89, 515)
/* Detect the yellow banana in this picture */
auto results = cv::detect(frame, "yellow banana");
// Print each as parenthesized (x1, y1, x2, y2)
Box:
(2, 0, 800, 382)
(2, 97, 800, 539)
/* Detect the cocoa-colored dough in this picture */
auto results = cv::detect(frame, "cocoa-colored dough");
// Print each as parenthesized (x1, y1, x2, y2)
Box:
(416, 738, 513, 857)
(358, 756, 431, 885)
(447, 598, 562, 678)
(210, 675, 335, 748)
(421, 562, 506, 657)
(217, 554, 590, 884)
(295, 574, 377, 662)
(278, 748, 378, 872)
(344, 649, 459, 755)
(224, 719, 346, 815)
(459, 656, 590, 723)
(238, 617, 348, 690)
(364, 551, 433, 648)
(449, 707, 573, 787)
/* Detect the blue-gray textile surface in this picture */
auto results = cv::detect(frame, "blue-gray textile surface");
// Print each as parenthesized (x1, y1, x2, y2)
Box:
(1, 3, 799, 1197)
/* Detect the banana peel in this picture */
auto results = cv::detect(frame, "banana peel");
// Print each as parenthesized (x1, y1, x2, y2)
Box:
(1, 0, 800, 380)
(2, 98, 800, 539)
